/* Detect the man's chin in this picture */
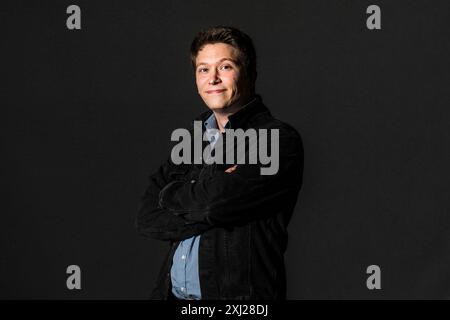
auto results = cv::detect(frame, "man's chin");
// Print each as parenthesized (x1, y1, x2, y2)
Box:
(203, 100, 229, 112)
(208, 104, 227, 111)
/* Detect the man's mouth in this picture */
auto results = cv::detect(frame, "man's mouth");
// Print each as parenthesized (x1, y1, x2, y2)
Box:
(206, 89, 226, 94)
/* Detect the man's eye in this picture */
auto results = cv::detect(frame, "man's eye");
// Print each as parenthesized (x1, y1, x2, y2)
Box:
(221, 65, 232, 70)
(198, 68, 208, 73)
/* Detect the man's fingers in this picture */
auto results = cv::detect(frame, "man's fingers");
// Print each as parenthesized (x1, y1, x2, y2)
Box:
(225, 165, 238, 173)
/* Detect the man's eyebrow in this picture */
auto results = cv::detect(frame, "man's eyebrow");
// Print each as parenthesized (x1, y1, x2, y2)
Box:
(196, 58, 238, 67)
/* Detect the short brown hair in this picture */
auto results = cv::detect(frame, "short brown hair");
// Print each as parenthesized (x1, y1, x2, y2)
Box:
(190, 26, 257, 89)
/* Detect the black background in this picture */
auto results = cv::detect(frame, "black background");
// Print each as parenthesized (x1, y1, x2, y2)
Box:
(1, 0, 449, 299)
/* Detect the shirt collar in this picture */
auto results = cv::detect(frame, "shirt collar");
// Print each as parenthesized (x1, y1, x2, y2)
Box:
(203, 113, 218, 130)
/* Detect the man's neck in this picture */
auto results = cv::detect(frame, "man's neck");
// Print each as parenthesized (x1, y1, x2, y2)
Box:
(213, 112, 232, 133)
(213, 94, 255, 133)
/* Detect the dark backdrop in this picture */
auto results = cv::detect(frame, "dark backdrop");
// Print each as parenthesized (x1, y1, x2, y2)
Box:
(1, 0, 449, 299)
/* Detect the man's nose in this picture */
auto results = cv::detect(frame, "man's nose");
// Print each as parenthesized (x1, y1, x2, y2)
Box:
(208, 69, 221, 85)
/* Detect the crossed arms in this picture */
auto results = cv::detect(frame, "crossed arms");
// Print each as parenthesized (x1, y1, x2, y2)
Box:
(136, 127, 303, 241)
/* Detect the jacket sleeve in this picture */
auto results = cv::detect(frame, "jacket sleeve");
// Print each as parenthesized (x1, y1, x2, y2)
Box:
(136, 157, 211, 241)
(158, 127, 304, 227)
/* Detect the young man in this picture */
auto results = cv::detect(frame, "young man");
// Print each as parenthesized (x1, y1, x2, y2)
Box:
(136, 26, 303, 300)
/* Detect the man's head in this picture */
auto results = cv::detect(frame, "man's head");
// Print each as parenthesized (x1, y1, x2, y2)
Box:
(190, 26, 257, 113)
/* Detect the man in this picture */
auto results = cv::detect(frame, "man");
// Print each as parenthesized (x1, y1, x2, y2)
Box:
(136, 26, 303, 300)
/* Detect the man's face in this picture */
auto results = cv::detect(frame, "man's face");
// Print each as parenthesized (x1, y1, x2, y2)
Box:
(195, 43, 249, 113)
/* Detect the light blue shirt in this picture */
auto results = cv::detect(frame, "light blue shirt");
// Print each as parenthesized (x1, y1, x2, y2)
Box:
(170, 112, 220, 300)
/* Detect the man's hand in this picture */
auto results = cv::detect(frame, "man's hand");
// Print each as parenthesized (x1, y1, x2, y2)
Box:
(224, 165, 237, 173)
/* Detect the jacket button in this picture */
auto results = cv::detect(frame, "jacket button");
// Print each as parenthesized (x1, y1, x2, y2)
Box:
(190, 179, 196, 184)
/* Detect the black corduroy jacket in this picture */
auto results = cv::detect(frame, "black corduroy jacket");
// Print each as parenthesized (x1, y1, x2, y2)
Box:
(136, 95, 303, 299)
